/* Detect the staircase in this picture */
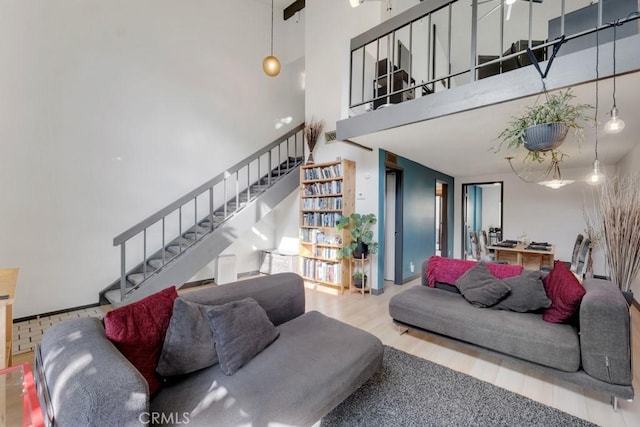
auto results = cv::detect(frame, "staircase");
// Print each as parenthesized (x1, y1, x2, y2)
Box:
(100, 124, 306, 306)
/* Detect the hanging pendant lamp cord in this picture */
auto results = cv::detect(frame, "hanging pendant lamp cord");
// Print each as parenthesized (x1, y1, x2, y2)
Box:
(612, 20, 618, 109)
(594, 25, 599, 161)
(270, 0, 274, 56)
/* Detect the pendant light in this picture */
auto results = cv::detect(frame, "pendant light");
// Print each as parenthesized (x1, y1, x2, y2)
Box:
(603, 21, 625, 134)
(587, 25, 604, 186)
(263, 0, 281, 77)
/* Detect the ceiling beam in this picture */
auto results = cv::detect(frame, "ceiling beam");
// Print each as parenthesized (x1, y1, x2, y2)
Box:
(284, 0, 305, 21)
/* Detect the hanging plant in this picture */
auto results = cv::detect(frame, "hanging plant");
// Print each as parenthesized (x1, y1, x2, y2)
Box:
(497, 88, 593, 163)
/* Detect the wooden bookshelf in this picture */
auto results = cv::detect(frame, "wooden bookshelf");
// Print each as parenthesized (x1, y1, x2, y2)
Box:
(299, 159, 355, 292)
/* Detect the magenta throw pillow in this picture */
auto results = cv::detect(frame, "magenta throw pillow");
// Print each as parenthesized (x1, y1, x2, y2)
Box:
(425, 256, 523, 287)
(104, 286, 178, 395)
(542, 262, 586, 323)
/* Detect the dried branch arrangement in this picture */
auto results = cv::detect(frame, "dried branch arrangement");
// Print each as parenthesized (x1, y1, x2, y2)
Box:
(304, 119, 325, 152)
(595, 174, 640, 292)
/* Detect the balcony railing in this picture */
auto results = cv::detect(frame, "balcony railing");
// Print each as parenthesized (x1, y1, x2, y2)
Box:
(349, 0, 640, 116)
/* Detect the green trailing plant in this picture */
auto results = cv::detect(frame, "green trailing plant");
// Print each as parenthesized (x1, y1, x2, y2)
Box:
(335, 213, 379, 258)
(497, 88, 593, 163)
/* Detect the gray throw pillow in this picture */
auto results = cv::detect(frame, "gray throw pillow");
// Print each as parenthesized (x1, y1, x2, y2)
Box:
(156, 298, 218, 377)
(207, 297, 279, 376)
(491, 270, 552, 312)
(456, 262, 511, 308)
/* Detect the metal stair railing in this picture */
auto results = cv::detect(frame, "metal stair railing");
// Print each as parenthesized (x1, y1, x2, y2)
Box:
(112, 124, 305, 301)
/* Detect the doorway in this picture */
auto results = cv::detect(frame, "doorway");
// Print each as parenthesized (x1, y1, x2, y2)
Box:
(435, 181, 449, 257)
(384, 168, 403, 284)
(462, 182, 503, 260)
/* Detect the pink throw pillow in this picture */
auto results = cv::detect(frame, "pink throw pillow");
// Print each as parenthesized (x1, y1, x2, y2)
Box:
(542, 261, 586, 323)
(425, 256, 523, 287)
(104, 286, 178, 395)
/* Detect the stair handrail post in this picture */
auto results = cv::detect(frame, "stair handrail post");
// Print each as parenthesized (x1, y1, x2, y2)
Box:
(235, 171, 240, 214)
(247, 161, 251, 202)
(194, 197, 198, 240)
(120, 243, 127, 302)
(209, 187, 214, 232)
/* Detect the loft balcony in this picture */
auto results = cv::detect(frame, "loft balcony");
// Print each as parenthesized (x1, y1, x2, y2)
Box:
(337, 0, 640, 141)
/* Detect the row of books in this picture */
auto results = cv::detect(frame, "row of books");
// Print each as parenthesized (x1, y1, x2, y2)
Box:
(300, 229, 340, 244)
(315, 247, 339, 259)
(301, 212, 342, 228)
(300, 258, 342, 284)
(303, 164, 343, 181)
(303, 181, 342, 196)
(302, 197, 343, 210)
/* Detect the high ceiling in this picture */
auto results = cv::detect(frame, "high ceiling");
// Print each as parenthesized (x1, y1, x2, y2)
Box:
(349, 71, 640, 178)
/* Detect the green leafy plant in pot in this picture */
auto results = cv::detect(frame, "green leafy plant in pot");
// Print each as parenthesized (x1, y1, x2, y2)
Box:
(352, 271, 367, 289)
(335, 213, 379, 259)
(497, 88, 592, 163)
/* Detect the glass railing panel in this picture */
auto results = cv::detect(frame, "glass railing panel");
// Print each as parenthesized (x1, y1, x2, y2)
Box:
(350, 47, 364, 110)
(430, 5, 451, 93)
(411, 16, 432, 97)
(450, 0, 473, 87)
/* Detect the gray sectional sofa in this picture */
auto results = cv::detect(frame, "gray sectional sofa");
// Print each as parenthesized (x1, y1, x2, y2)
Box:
(388, 258, 634, 405)
(35, 273, 383, 426)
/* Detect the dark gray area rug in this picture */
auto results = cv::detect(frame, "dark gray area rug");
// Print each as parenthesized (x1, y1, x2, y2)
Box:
(322, 346, 596, 427)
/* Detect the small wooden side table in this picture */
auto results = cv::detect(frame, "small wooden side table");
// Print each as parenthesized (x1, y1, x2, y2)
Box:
(349, 256, 371, 297)
(0, 363, 44, 427)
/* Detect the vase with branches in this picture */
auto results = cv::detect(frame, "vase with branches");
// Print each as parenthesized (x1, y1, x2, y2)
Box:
(594, 174, 640, 301)
(304, 119, 325, 165)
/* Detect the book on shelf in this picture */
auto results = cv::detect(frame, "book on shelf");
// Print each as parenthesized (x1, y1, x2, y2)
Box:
(302, 197, 343, 210)
(303, 181, 342, 196)
(301, 212, 342, 228)
(300, 257, 342, 284)
(303, 164, 343, 181)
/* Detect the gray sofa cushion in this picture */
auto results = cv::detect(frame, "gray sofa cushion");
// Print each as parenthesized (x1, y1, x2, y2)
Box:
(180, 272, 304, 327)
(38, 317, 148, 427)
(207, 297, 279, 375)
(455, 262, 511, 307)
(389, 285, 580, 372)
(151, 311, 383, 427)
(157, 298, 218, 377)
(491, 270, 552, 313)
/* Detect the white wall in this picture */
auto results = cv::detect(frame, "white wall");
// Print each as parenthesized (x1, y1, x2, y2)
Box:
(455, 165, 609, 276)
(0, 0, 304, 318)
(297, 0, 384, 289)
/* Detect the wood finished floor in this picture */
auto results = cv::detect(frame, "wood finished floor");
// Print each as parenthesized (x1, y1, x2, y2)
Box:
(306, 279, 640, 427)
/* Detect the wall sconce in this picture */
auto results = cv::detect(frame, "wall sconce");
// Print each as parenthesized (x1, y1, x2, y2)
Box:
(603, 20, 625, 134)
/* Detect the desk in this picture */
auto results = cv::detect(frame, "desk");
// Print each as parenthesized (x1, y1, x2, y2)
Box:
(487, 243, 555, 270)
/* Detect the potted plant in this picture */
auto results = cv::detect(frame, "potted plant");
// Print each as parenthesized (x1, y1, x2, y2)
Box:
(498, 88, 592, 163)
(593, 174, 640, 306)
(352, 271, 367, 289)
(335, 213, 379, 259)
